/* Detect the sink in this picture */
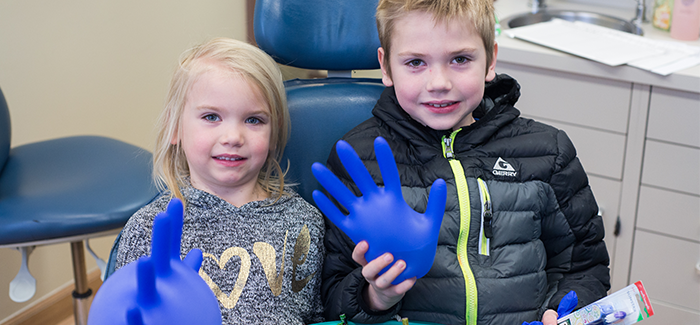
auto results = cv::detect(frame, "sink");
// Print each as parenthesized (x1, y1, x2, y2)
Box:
(501, 10, 642, 35)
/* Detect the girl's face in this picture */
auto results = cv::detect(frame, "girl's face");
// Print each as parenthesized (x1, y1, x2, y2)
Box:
(173, 65, 272, 206)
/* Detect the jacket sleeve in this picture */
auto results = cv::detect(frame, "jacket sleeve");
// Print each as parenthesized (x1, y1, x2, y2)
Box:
(543, 130, 611, 311)
(320, 145, 402, 323)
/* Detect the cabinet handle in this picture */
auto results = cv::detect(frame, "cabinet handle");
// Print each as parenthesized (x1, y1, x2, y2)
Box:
(696, 261, 700, 276)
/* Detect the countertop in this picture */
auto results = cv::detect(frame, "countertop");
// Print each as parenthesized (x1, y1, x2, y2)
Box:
(494, 0, 700, 93)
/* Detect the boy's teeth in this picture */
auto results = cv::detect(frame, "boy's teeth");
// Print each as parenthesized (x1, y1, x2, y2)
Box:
(430, 102, 453, 108)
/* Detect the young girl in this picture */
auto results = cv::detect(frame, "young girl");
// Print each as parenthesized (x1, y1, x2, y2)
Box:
(115, 37, 325, 324)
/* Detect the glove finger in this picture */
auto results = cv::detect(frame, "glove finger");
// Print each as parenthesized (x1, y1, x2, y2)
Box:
(312, 162, 357, 209)
(151, 212, 171, 275)
(336, 140, 378, 196)
(183, 248, 204, 272)
(374, 137, 402, 195)
(557, 290, 578, 317)
(425, 178, 447, 223)
(166, 198, 184, 260)
(313, 190, 352, 235)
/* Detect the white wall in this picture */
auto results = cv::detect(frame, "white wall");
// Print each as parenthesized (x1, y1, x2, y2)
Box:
(0, 0, 247, 320)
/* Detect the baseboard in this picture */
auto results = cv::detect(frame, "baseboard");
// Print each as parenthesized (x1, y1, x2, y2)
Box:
(1, 270, 102, 325)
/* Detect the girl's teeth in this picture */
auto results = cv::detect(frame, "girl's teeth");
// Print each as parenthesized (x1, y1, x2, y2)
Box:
(217, 156, 241, 161)
(430, 103, 453, 108)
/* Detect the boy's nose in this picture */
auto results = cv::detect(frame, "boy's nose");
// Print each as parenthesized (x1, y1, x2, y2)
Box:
(426, 67, 452, 92)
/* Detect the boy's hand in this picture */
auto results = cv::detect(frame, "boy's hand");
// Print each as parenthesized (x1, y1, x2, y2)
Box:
(353, 241, 416, 311)
(524, 290, 577, 325)
(312, 137, 447, 284)
(540, 309, 558, 325)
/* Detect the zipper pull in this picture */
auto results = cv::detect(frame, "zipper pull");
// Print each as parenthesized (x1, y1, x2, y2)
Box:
(443, 137, 455, 159)
(483, 201, 493, 238)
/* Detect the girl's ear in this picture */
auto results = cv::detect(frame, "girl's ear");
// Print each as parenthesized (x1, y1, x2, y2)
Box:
(170, 128, 179, 145)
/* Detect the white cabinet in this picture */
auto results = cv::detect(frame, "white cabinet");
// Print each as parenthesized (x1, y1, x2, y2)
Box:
(497, 62, 628, 265)
(497, 63, 700, 324)
(628, 86, 700, 324)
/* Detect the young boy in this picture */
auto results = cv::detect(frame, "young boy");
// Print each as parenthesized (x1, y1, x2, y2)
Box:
(320, 0, 610, 324)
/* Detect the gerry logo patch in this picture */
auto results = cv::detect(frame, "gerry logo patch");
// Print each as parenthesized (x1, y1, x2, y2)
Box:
(492, 157, 517, 177)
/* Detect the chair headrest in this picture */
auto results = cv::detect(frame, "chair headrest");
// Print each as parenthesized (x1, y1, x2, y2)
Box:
(254, 0, 381, 71)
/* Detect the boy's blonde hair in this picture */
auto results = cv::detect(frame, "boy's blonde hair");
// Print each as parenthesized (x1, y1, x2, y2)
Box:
(376, 0, 495, 76)
(153, 37, 289, 202)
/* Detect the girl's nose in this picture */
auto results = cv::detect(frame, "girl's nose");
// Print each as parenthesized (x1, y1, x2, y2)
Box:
(220, 126, 244, 146)
(426, 66, 452, 92)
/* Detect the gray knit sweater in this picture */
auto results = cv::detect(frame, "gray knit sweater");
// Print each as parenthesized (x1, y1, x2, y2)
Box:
(116, 184, 325, 324)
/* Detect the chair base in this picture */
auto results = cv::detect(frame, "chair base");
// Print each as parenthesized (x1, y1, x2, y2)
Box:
(70, 241, 91, 325)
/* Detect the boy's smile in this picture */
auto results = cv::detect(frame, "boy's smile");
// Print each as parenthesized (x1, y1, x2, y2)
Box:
(174, 64, 271, 205)
(379, 10, 497, 131)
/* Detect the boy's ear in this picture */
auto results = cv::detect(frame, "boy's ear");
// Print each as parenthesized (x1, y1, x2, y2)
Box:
(485, 43, 498, 82)
(378, 47, 394, 87)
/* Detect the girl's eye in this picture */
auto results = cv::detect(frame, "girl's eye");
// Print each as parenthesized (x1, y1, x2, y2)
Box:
(406, 59, 424, 67)
(203, 114, 221, 122)
(245, 116, 264, 124)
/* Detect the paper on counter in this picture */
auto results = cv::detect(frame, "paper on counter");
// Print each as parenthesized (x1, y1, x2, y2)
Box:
(505, 19, 700, 75)
(627, 40, 700, 76)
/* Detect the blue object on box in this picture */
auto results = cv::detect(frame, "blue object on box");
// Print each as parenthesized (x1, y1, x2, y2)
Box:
(312, 137, 447, 284)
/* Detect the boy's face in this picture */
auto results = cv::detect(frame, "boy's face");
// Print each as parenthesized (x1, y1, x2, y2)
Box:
(379, 10, 497, 131)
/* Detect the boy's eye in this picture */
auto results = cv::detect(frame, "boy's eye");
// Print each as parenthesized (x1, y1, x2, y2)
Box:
(453, 56, 470, 64)
(406, 59, 424, 67)
(203, 114, 221, 122)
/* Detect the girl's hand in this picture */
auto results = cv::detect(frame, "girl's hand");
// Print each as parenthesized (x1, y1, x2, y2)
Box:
(353, 241, 416, 311)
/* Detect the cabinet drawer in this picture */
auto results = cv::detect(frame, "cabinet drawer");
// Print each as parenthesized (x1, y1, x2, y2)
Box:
(648, 87, 700, 148)
(534, 120, 625, 179)
(637, 186, 700, 242)
(497, 62, 631, 133)
(641, 301, 700, 325)
(642, 140, 700, 195)
(588, 176, 621, 268)
(630, 230, 699, 311)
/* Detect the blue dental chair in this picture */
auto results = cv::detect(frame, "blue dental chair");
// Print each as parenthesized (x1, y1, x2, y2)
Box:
(254, 0, 384, 204)
(0, 87, 159, 325)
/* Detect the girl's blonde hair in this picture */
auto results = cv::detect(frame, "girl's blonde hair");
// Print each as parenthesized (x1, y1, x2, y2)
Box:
(376, 0, 495, 77)
(153, 37, 289, 202)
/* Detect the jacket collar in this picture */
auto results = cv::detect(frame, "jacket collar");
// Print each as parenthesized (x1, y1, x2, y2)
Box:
(372, 73, 522, 147)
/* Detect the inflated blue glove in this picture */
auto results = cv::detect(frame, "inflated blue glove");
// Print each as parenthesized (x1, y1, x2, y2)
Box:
(312, 137, 447, 284)
(88, 198, 221, 325)
(520, 290, 578, 325)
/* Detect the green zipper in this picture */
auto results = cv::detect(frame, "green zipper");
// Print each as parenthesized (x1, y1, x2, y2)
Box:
(441, 130, 478, 325)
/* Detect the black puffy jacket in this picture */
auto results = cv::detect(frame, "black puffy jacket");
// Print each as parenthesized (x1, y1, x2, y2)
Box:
(321, 74, 610, 325)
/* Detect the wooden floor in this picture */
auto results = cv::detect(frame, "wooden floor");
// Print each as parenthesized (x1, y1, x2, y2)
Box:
(2, 270, 101, 325)
(56, 316, 74, 325)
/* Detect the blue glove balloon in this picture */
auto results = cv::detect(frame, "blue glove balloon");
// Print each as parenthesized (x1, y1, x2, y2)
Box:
(312, 137, 447, 284)
(557, 290, 578, 317)
(520, 290, 578, 325)
(88, 198, 222, 325)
